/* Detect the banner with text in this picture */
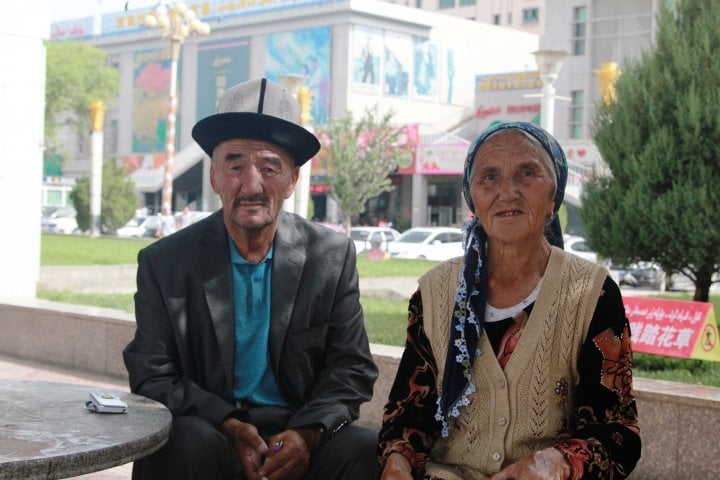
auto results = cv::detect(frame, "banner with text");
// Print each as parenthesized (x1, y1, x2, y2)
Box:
(623, 296, 720, 361)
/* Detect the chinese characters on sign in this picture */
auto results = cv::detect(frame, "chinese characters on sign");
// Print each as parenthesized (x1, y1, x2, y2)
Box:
(623, 296, 720, 362)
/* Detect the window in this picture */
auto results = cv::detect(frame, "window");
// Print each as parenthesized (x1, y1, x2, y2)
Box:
(493, 14, 501, 25)
(459, 0, 476, 6)
(573, 6, 587, 55)
(570, 90, 585, 139)
(507, 12, 512, 24)
(45, 190, 62, 206)
(522, 8, 539, 24)
(439, 0, 455, 9)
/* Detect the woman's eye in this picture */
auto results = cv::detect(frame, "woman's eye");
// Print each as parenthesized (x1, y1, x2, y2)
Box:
(481, 173, 495, 182)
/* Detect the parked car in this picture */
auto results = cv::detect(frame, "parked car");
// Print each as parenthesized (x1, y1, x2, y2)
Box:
(315, 221, 346, 234)
(349, 226, 401, 253)
(116, 216, 159, 238)
(175, 210, 214, 229)
(563, 235, 598, 263)
(387, 227, 464, 261)
(622, 262, 666, 291)
(41, 206, 79, 234)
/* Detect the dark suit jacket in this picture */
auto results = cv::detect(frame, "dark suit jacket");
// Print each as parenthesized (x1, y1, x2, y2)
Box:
(123, 210, 378, 440)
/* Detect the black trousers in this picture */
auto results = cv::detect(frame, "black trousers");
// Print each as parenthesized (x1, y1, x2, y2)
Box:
(132, 416, 380, 480)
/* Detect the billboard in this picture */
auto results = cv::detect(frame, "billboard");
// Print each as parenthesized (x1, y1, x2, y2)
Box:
(196, 37, 250, 121)
(265, 27, 331, 124)
(352, 25, 383, 94)
(132, 48, 173, 153)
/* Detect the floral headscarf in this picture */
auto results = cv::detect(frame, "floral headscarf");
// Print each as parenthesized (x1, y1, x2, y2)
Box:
(435, 122, 568, 437)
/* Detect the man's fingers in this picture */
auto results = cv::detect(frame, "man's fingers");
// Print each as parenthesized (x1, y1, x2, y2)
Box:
(238, 446, 263, 480)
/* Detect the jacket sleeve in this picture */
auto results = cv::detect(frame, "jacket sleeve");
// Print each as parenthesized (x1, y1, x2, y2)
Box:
(123, 247, 239, 428)
(378, 290, 440, 478)
(284, 239, 379, 441)
(553, 277, 641, 479)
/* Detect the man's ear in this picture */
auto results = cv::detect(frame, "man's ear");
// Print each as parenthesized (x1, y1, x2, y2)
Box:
(209, 159, 219, 193)
(285, 167, 300, 199)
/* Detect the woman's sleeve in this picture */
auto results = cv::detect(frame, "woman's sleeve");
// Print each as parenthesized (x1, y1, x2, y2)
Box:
(378, 289, 442, 477)
(553, 276, 641, 479)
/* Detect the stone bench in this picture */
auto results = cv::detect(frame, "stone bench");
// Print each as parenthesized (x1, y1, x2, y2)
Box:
(1, 298, 719, 479)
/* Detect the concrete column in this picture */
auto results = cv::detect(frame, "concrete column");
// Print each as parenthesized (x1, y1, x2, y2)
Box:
(411, 174, 427, 227)
(0, 1, 49, 298)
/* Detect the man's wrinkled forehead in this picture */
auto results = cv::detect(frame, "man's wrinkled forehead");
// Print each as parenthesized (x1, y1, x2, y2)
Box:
(213, 138, 294, 163)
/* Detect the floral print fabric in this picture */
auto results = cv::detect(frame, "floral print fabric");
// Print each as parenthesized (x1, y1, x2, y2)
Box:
(378, 277, 641, 479)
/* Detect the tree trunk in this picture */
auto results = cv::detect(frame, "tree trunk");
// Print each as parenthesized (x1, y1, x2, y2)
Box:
(693, 265, 713, 302)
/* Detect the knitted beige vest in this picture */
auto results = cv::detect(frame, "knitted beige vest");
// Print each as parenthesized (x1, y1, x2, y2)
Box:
(420, 247, 607, 480)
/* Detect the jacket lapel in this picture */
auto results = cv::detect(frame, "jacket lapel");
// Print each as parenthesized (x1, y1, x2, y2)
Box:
(198, 210, 236, 397)
(269, 213, 306, 374)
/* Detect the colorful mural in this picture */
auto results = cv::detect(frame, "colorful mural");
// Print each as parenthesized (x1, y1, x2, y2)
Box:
(196, 37, 250, 121)
(352, 25, 382, 94)
(413, 36, 439, 99)
(383, 31, 412, 98)
(265, 26, 331, 125)
(132, 48, 173, 153)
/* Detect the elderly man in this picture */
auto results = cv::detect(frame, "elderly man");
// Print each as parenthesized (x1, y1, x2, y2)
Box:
(124, 78, 379, 480)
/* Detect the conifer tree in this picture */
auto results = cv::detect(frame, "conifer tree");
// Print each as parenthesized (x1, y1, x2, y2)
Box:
(583, 0, 720, 300)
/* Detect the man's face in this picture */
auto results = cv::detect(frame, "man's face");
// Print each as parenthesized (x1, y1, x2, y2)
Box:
(210, 139, 298, 235)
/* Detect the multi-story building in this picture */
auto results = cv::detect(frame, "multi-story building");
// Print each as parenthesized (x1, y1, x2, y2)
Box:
(51, 0, 538, 228)
(386, 0, 664, 220)
(384, 0, 545, 35)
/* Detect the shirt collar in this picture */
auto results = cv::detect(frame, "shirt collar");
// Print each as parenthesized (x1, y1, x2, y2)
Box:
(228, 235, 274, 265)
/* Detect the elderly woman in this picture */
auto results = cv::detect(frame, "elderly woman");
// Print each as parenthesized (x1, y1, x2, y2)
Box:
(378, 122, 640, 480)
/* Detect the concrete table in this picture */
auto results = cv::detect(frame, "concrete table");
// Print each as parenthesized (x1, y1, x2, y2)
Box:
(0, 380, 171, 479)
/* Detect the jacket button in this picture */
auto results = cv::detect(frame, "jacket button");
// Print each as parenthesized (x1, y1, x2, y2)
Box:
(492, 452, 502, 461)
(498, 417, 507, 426)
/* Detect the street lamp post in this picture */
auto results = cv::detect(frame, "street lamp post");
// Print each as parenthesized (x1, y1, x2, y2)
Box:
(89, 100, 105, 237)
(143, 2, 210, 214)
(532, 50, 570, 134)
(277, 74, 307, 216)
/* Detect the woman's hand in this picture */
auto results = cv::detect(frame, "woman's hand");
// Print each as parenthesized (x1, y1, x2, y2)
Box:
(490, 447, 570, 480)
(381, 452, 414, 480)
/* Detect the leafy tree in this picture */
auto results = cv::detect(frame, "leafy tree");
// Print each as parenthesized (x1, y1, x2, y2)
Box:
(45, 41, 120, 164)
(317, 106, 414, 232)
(70, 161, 139, 234)
(583, 0, 720, 301)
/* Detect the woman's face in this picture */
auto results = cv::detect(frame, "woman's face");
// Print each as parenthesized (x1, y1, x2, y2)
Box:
(469, 130, 556, 246)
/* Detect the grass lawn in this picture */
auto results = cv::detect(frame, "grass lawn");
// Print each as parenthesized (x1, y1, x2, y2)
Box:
(41, 234, 153, 265)
(38, 234, 720, 387)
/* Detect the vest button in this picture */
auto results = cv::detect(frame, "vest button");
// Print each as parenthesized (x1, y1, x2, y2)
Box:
(492, 452, 502, 461)
(498, 417, 507, 426)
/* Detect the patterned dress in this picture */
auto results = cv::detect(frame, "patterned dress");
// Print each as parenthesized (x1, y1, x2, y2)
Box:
(378, 277, 640, 479)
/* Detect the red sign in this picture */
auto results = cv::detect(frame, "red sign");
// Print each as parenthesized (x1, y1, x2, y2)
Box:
(623, 296, 717, 360)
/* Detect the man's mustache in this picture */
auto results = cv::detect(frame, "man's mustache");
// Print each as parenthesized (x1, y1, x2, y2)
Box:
(232, 194, 268, 210)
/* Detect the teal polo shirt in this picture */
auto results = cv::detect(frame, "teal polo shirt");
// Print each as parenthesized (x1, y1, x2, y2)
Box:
(228, 237, 287, 407)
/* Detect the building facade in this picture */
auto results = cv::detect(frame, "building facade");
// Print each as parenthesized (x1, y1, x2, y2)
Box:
(384, 0, 546, 35)
(52, 0, 538, 228)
